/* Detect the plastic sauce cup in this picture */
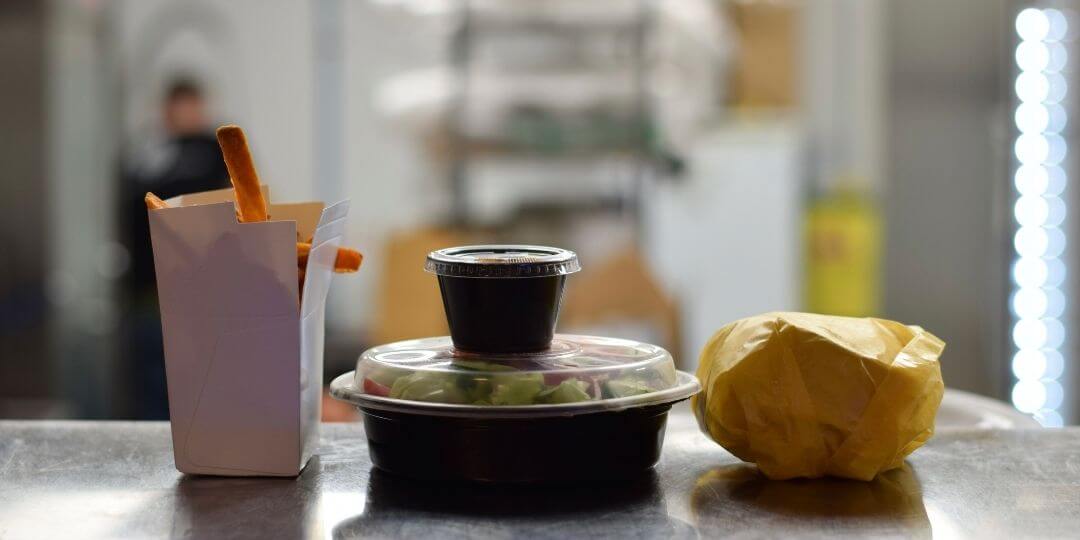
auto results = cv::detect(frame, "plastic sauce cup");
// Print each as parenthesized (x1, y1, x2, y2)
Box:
(425, 245, 581, 353)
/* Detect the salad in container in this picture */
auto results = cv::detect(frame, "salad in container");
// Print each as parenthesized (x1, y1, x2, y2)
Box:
(330, 245, 700, 483)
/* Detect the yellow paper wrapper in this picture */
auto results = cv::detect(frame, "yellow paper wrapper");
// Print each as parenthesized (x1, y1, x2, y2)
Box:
(692, 312, 945, 481)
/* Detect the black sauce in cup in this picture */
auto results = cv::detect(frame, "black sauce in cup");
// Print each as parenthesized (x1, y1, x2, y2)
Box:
(425, 245, 580, 353)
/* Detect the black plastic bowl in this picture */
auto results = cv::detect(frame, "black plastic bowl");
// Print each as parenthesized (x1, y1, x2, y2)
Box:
(330, 371, 701, 484)
(425, 245, 580, 354)
(361, 404, 671, 484)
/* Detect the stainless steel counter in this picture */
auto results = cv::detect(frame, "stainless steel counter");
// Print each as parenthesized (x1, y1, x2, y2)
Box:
(1, 404, 1078, 539)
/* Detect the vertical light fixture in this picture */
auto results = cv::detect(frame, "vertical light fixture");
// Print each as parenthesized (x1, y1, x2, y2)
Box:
(1011, 7, 1069, 427)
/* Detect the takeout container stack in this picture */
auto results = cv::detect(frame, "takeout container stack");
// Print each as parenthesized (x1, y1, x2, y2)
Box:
(148, 186, 350, 476)
(331, 245, 701, 484)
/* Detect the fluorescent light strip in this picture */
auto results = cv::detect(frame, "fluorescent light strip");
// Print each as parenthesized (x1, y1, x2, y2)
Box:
(1011, 7, 1068, 427)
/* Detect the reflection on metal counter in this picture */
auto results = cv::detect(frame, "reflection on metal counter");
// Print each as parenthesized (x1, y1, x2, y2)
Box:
(691, 464, 928, 537)
(0, 395, 1076, 539)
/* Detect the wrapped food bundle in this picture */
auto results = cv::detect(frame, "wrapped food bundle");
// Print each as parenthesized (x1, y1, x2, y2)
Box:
(692, 312, 945, 481)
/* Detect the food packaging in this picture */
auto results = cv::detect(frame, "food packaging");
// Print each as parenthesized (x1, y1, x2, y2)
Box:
(692, 312, 945, 481)
(330, 334, 700, 483)
(425, 245, 581, 353)
(148, 186, 349, 476)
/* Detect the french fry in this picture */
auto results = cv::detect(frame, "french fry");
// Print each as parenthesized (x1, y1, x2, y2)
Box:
(296, 241, 363, 274)
(333, 247, 363, 273)
(145, 192, 169, 210)
(297, 242, 311, 268)
(216, 125, 269, 222)
(298, 269, 306, 301)
(149, 192, 363, 276)
(149, 121, 364, 305)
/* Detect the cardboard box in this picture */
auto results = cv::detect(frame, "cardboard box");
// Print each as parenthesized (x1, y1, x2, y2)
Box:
(148, 186, 348, 476)
(728, 1, 799, 108)
(560, 247, 681, 360)
(371, 227, 468, 345)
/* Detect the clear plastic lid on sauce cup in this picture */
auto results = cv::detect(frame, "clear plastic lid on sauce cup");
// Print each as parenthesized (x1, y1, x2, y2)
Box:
(425, 245, 581, 353)
(333, 334, 700, 418)
(425, 245, 581, 278)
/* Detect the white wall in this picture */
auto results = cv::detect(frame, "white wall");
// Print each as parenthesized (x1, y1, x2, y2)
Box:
(644, 121, 804, 367)
(115, 0, 315, 203)
(883, 0, 1011, 401)
(335, 2, 447, 334)
(802, 0, 885, 193)
(48, 0, 120, 416)
(109, 0, 456, 337)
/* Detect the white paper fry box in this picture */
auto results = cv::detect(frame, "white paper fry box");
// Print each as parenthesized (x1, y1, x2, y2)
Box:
(147, 187, 349, 476)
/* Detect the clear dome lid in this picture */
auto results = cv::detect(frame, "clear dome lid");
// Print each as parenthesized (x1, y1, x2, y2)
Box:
(425, 245, 581, 278)
(331, 334, 700, 418)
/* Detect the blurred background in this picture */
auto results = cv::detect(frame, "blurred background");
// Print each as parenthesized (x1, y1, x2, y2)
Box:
(0, 0, 1076, 426)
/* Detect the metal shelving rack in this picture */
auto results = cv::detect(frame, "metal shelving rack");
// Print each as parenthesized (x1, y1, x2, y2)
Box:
(445, 0, 655, 240)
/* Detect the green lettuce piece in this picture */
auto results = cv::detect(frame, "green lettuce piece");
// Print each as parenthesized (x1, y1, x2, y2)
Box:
(537, 379, 591, 404)
(452, 359, 518, 372)
(389, 372, 469, 404)
(654, 364, 678, 386)
(461, 377, 494, 403)
(603, 377, 654, 398)
(451, 360, 520, 402)
(366, 366, 409, 388)
(490, 373, 545, 405)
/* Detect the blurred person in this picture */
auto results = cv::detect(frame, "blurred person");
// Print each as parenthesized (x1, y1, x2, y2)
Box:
(117, 77, 229, 419)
